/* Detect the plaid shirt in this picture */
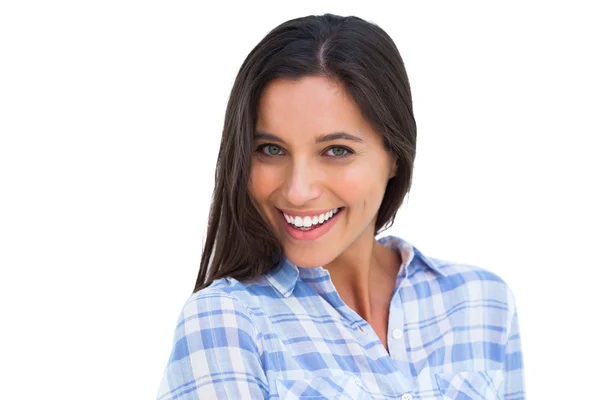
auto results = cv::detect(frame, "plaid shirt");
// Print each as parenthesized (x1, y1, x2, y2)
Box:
(158, 236, 525, 399)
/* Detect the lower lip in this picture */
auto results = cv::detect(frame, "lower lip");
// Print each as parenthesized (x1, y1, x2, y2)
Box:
(279, 208, 344, 241)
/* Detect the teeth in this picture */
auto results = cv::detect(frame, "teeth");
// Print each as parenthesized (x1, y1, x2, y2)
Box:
(283, 208, 340, 228)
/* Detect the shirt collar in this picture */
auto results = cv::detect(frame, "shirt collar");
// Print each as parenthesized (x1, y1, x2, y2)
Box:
(264, 257, 300, 298)
(377, 235, 447, 278)
(264, 235, 447, 298)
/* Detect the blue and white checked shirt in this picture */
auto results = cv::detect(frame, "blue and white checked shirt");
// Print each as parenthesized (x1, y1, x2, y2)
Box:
(158, 236, 525, 399)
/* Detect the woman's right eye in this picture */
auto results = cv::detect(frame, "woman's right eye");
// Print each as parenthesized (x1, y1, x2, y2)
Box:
(258, 144, 286, 156)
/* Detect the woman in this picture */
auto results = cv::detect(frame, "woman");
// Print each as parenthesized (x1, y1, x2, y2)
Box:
(157, 14, 525, 400)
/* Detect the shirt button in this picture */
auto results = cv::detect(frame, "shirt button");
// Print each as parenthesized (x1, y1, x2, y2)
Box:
(401, 394, 413, 400)
(391, 328, 402, 339)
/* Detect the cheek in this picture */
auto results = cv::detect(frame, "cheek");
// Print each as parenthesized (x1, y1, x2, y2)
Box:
(331, 161, 389, 203)
(249, 162, 281, 202)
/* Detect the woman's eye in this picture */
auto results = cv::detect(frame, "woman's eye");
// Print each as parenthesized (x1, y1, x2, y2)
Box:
(325, 146, 351, 157)
(260, 144, 285, 156)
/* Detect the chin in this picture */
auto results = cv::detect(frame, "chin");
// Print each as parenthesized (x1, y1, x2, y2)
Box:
(283, 247, 334, 268)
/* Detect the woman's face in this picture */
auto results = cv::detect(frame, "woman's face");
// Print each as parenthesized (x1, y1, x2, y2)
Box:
(249, 76, 396, 267)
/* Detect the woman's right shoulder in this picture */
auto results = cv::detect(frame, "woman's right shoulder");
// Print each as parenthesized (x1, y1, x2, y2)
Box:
(171, 277, 267, 346)
(178, 276, 268, 323)
(183, 277, 249, 310)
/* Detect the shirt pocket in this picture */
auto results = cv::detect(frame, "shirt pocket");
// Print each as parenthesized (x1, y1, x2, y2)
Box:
(434, 370, 504, 400)
(275, 375, 370, 400)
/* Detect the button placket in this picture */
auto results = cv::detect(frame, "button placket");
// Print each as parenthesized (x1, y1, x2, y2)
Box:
(316, 257, 416, 397)
(386, 275, 416, 391)
(387, 290, 406, 355)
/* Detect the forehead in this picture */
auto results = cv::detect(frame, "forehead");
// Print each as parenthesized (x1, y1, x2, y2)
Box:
(256, 76, 371, 139)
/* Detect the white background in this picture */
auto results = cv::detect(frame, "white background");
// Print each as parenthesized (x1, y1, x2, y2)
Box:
(1, 1, 598, 398)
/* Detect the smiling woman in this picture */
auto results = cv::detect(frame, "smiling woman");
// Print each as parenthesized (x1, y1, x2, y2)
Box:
(157, 13, 525, 400)
(250, 76, 397, 260)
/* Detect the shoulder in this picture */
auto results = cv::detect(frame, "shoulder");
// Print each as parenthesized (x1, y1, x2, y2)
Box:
(159, 279, 270, 399)
(182, 277, 260, 317)
(173, 278, 263, 350)
(381, 235, 518, 312)
(424, 255, 518, 313)
(182, 278, 248, 312)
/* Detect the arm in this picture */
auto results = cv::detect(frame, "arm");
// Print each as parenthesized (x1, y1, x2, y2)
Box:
(157, 291, 268, 399)
(504, 294, 525, 399)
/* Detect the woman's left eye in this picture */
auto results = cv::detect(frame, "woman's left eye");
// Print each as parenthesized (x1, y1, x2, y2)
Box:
(325, 146, 351, 157)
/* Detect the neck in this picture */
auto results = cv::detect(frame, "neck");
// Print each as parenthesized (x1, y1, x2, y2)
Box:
(324, 228, 401, 321)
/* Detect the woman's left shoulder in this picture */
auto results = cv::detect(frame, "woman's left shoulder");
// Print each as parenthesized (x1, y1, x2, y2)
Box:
(425, 255, 518, 307)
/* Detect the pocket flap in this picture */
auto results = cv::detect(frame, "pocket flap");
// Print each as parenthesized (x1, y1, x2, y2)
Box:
(435, 370, 504, 400)
(276, 375, 368, 399)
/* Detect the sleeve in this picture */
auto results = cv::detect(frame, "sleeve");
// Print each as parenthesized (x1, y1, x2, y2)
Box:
(157, 291, 268, 400)
(503, 293, 525, 399)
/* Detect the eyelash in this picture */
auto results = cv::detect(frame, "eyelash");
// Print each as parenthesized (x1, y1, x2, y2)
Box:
(255, 144, 354, 158)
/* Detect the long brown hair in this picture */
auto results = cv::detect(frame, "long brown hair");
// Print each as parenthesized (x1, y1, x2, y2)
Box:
(194, 14, 417, 292)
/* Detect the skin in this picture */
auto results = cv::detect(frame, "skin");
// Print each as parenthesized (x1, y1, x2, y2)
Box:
(249, 75, 402, 352)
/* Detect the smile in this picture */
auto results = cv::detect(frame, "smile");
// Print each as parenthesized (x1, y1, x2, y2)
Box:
(277, 207, 345, 241)
(283, 208, 340, 230)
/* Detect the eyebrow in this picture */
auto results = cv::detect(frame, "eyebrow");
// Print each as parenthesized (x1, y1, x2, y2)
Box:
(254, 131, 364, 144)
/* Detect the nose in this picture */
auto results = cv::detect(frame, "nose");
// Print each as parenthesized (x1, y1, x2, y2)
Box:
(284, 160, 322, 206)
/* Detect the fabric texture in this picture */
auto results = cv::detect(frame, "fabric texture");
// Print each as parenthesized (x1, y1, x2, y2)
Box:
(157, 236, 525, 399)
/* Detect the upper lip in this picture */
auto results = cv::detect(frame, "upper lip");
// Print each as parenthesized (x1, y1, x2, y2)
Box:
(277, 207, 342, 217)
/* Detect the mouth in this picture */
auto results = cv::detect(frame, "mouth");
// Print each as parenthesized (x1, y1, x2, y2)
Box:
(277, 207, 345, 241)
